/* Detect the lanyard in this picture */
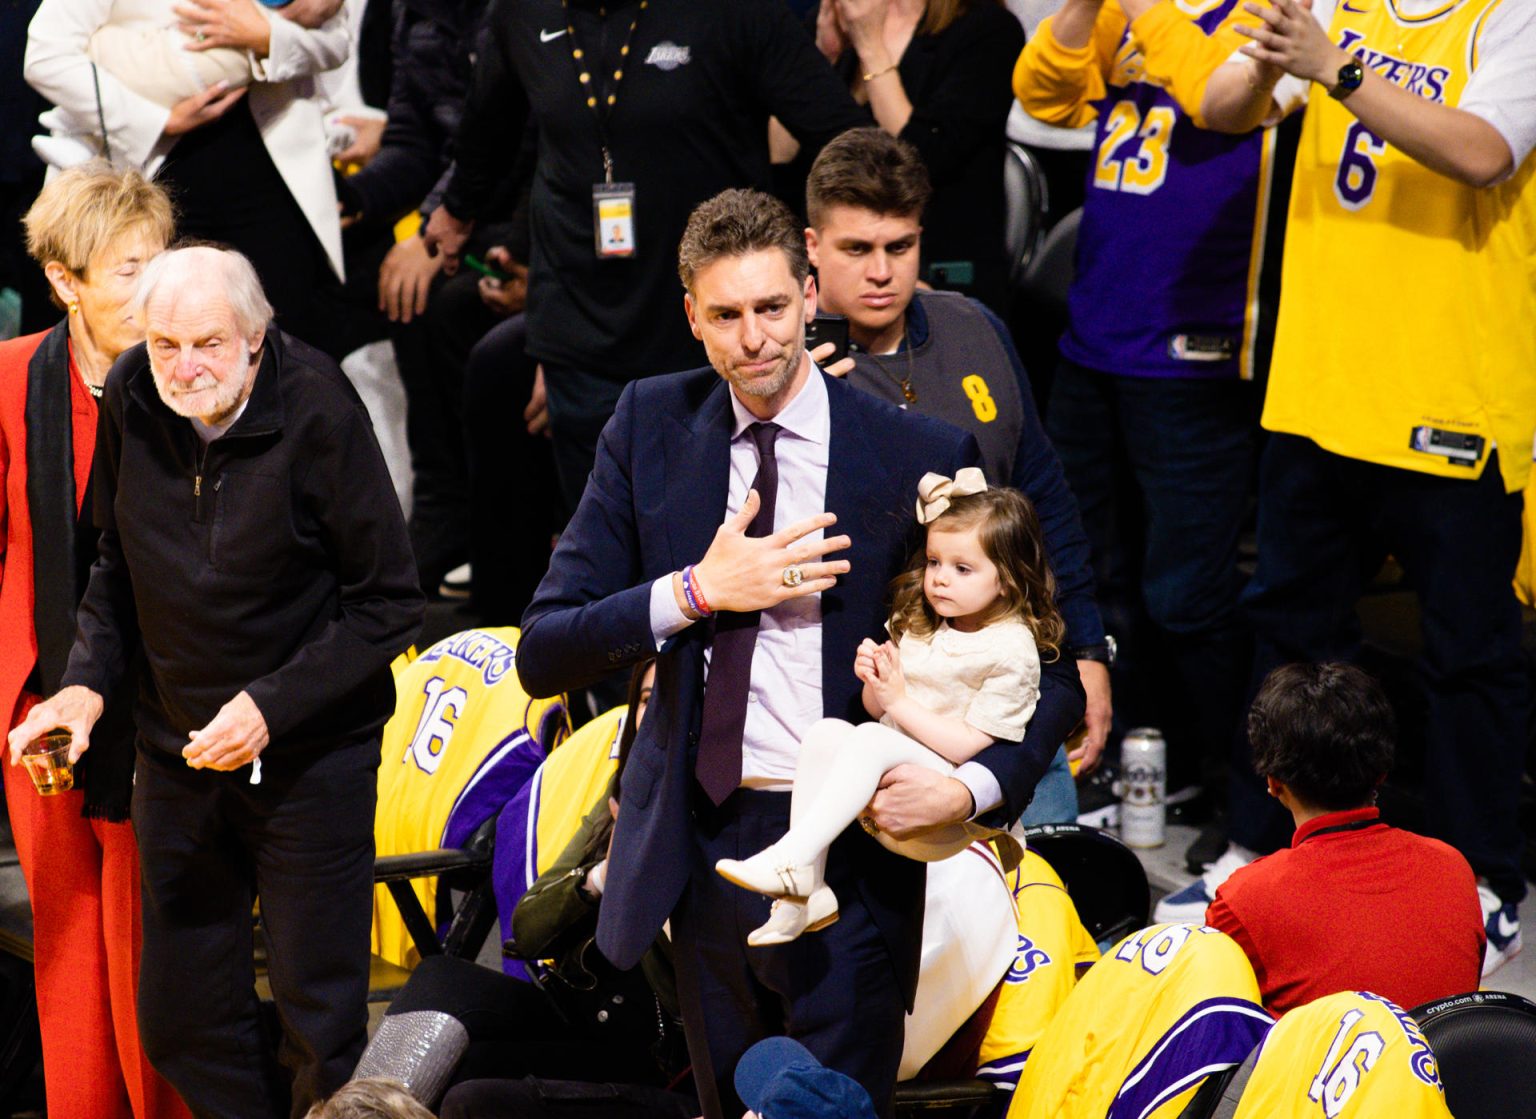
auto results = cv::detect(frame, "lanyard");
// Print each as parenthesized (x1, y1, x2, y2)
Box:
(559, 0, 649, 184)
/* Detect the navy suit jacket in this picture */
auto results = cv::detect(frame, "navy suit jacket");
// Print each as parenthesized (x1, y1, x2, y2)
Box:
(519, 367, 1086, 1002)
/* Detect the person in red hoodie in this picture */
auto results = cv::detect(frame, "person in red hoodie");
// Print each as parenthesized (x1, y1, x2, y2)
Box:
(1206, 662, 1486, 1016)
(0, 162, 189, 1118)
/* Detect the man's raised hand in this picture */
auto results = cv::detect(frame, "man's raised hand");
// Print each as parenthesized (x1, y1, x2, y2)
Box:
(690, 491, 851, 614)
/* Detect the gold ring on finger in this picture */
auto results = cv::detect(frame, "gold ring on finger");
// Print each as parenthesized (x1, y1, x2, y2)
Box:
(859, 815, 880, 837)
(781, 564, 805, 588)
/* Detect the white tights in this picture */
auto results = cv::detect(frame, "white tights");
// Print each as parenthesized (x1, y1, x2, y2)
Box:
(773, 718, 969, 872)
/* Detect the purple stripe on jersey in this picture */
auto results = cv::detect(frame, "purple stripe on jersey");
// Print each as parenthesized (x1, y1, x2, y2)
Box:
(1063, 0, 1267, 379)
(441, 728, 542, 850)
(1105, 997, 1272, 1119)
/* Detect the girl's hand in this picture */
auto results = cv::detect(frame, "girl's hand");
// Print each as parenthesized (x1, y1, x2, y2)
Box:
(865, 640, 907, 708)
(176, 0, 272, 57)
(854, 637, 881, 684)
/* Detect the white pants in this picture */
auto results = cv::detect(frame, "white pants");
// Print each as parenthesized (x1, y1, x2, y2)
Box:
(777, 718, 975, 871)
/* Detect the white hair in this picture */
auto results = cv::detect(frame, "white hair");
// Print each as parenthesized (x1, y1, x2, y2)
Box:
(135, 245, 274, 339)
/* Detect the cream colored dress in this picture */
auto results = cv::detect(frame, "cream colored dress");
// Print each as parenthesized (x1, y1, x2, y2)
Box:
(776, 618, 1041, 872)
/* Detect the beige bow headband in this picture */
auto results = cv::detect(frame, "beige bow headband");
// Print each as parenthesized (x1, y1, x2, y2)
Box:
(916, 467, 988, 524)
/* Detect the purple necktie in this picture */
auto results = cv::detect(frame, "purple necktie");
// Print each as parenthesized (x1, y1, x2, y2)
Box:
(696, 422, 780, 804)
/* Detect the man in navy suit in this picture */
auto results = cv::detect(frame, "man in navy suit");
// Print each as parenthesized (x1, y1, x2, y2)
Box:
(518, 189, 1086, 1119)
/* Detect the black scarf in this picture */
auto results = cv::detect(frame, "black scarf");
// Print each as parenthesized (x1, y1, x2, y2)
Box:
(24, 323, 135, 822)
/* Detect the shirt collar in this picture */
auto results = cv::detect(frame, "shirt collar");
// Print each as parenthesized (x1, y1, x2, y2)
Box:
(729, 356, 830, 446)
(1292, 805, 1382, 847)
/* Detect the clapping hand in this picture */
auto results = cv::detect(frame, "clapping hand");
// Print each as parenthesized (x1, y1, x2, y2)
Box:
(836, 0, 892, 55)
(690, 493, 851, 614)
(815, 0, 848, 62)
(855, 638, 906, 709)
(1236, 0, 1340, 83)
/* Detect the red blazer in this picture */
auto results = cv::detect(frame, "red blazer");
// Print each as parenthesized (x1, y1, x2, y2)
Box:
(0, 327, 97, 730)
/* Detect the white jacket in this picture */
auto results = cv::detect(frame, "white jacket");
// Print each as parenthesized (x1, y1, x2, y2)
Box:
(25, 0, 350, 279)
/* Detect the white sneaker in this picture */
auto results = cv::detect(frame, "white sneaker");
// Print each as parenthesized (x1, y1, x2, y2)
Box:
(1152, 844, 1258, 923)
(1479, 883, 1523, 979)
(438, 563, 472, 600)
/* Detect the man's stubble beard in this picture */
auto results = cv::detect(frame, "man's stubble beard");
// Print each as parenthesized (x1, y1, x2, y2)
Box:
(151, 352, 258, 424)
(724, 321, 805, 400)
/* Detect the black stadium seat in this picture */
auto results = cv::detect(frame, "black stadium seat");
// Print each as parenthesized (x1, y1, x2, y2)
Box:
(1411, 989, 1536, 1119)
(1021, 823, 1150, 947)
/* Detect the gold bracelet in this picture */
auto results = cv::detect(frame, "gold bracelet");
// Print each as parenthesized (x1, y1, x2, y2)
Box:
(862, 62, 899, 82)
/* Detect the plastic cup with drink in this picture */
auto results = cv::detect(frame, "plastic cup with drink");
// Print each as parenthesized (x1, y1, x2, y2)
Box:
(20, 728, 74, 796)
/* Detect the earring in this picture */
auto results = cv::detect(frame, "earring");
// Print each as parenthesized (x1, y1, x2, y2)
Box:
(68, 301, 80, 315)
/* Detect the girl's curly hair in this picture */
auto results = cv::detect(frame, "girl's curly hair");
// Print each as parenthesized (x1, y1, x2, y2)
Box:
(887, 486, 1064, 657)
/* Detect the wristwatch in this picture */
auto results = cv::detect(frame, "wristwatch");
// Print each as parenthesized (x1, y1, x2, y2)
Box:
(1329, 59, 1365, 101)
(1067, 635, 1117, 668)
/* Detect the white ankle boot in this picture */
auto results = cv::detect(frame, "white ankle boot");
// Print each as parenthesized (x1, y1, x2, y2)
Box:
(716, 845, 821, 898)
(747, 885, 840, 947)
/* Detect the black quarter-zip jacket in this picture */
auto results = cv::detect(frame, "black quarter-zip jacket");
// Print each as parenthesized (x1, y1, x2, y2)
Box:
(62, 329, 425, 760)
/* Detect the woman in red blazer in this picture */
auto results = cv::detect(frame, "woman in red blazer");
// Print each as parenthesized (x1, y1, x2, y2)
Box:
(0, 164, 188, 1118)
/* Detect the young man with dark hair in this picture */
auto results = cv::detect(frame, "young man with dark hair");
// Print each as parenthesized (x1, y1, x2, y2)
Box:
(1205, 662, 1486, 1016)
(805, 127, 1112, 781)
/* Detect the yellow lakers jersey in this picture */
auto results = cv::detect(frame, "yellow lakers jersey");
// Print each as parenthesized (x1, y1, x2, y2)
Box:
(976, 851, 1101, 1090)
(1264, 0, 1536, 492)
(1233, 991, 1451, 1118)
(372, 627, 567, 969)
(524, 705, 625, 884)
(1008, 924, 1272, 1119)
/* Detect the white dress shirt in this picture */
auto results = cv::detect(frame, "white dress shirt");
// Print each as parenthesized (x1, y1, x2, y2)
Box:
(650, 364, 1002, 812)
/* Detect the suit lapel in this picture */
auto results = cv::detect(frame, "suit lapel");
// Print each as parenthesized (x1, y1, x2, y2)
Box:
(663, 378, 733, 574)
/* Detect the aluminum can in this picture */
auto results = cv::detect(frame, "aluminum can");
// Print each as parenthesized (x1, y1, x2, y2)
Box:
(1120, 727, 1166, 848)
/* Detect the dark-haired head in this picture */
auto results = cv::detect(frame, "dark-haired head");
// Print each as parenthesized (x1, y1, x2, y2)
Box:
(1248, 662, 1395, 811)
(806, 127, 932, 229)
(677, 188, 808, 293)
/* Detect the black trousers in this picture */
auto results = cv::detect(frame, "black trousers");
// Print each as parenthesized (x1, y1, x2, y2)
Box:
(132, 738, 379, 1119)
(462, 315, 559, 623)
(1230, 435, 1529, 902)
(672, 790, 907, 1119)
(539, 363, 631, 518)
(383, 954, 673, 1088)
(1048, 362, 1258, 794)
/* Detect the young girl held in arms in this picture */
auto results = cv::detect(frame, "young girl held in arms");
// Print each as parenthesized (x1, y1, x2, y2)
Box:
(717, 468, 1064, 945)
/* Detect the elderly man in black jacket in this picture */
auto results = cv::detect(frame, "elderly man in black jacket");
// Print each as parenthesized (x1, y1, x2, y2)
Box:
(11, 246, 425, 1119)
